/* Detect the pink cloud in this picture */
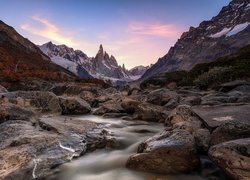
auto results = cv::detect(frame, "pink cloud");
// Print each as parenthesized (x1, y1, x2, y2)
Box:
(127, 21, 180, 37)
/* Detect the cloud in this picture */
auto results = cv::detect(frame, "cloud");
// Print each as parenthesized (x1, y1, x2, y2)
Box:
(127, 21, 180, 37)
(21, 16, 78, 46)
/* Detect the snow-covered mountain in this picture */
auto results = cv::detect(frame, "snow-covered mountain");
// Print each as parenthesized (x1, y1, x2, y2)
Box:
(128, 65, 149, 80)
(142, 0, 250, 80)
(39, 42, 146, 82)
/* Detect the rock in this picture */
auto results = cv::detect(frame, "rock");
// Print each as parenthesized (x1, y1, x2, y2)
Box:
(50, 83, 100, 96)
(165, 105, 210, 151)
(0, 104, 34, 123)
(231, 85, 250, 93)
(164, 99, 179, 110)
(217, 80, 250, 92)
(0, 116, 97, 179)
(181, 96, 201, 106)
(146, 88, 180, 106)
(0, 91, 61, 113)
(209, 138, 250, 180)
(193, 128, 211, 152)
(135, 103, 169, 122)
(121, 98, 141, 114)
(0, 85, 7, 93)
(126, 129, 199, 174)
(210, 120, 250, 146)
(193, 105, 250, 130)
(93, 100, 124, 115)
(165, 105, 203, 132)
(59, 96, 91, 115)
(166, 82, 177, 90)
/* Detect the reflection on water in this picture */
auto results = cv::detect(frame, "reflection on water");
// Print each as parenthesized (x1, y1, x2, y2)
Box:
(53, 115, 205, 180)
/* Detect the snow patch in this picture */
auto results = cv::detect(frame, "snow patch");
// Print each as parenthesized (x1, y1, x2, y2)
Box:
(51, 56, 78, 74)
(226, 22, 250, 37)
(209, 27, 231, 38)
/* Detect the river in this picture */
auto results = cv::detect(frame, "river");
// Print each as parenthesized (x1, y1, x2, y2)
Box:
(52, 115, 207, 180)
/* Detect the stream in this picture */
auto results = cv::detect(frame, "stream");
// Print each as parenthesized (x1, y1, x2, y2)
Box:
(52, 115, 207, 180)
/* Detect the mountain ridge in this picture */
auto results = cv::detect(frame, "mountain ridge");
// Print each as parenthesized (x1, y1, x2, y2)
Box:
(141, 0, 250, 80)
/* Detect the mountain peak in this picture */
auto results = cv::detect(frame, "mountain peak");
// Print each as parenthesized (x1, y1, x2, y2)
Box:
(99, 44, 104, 54)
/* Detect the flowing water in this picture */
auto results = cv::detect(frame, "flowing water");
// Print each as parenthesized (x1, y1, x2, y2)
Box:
(53, 115, 206, 180)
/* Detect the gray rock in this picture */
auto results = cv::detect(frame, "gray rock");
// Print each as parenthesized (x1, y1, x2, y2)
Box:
(193, 105, 250, 130)
(0, 104, 34, 123)
(0, 91, 61, 113)
(146, 88, 180, 106)
(59, 96, 91, 115)
(93, 100, 124, 115)
(210, 120, 250, 146)
(217, 80, 250, 92)
(126, 129, 199, 174)
(209, 138, 250, 180)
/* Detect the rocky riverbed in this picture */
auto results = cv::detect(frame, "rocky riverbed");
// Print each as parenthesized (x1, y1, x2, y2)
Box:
(0, 80, 249, 180)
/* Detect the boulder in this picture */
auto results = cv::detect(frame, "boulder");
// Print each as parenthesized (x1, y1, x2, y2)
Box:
(0, 116, 97, 179)
(209, 138, 250, 180)
(0, 91, 61, 113)
(146, 88, 180, 106)
(135, 103, 169, 122)
(193, 105, 250, 130)
(93, 100, 124, 115)
(210, 120, 250, 146)
(165, 105, 204, 132)
(59, 96, 91, 115)
(0, 85, 7, 93)
(121, 98, 141, 114)
(126, 129, 199, 174)
(0, 104, 34, 124)
(181, 96, 201, 106)
(217, 80, 250, 92)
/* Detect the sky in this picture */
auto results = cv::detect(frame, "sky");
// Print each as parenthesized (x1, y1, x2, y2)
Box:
(0, 0, 230, 69)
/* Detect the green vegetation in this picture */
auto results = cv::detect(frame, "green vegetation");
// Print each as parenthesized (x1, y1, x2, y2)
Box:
(141, 45, 250, 90)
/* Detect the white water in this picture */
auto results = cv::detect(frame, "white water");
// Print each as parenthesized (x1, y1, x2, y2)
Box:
(53, 115, 206, 180)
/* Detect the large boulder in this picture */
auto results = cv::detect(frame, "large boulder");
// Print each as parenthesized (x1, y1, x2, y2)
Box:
(193, 105, 250, 130)
(59, 96, 91, 115)
(121, 98, 141, 114)
(146, 88, 180, 106)
(93, 100, 124, 115)
(0, 116, 97, 179)
(165, 105, 211, 151)
(126, 129, 199, 174)
(0, 104, 34, 124)
(135, 103, 169, 122)
(210, 120, 250, 146)
(209, 138, 250, 180)
(0, 91, 61, 113)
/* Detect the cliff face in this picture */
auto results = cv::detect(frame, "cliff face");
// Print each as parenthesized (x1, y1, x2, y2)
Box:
(142, 0, 250, 79)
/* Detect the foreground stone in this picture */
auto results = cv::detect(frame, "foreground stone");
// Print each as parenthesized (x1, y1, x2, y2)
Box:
(0, 116, 97, 179)
(59, 96, 91, 115)
(209, 138, 250, 180)
(126, 129, 199, 174)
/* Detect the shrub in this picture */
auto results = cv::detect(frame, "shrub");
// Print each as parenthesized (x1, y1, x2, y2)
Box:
(194, 66, 233, 89)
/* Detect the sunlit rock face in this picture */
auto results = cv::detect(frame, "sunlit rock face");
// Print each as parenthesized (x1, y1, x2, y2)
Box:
(142, 0, 250, 79)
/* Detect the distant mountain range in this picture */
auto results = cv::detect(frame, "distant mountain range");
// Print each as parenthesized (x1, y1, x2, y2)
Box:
(142, 0, 250, 80)
(39, 42, 148, 82)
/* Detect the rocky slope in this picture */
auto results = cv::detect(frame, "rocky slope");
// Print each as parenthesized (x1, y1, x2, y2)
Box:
(39, 43, 146, 82)
(0, 20, 76, 82)
(142, 0, 250, 79)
